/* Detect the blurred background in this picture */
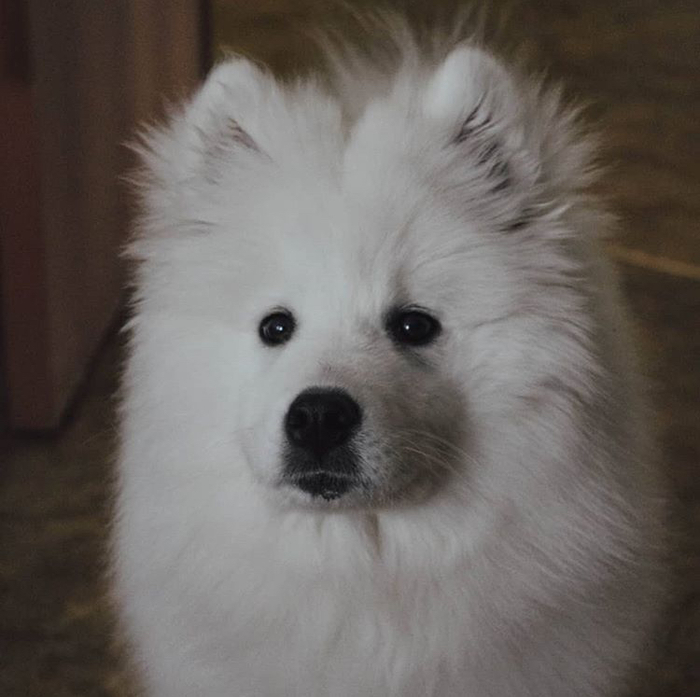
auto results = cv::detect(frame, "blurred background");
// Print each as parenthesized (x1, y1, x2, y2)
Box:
(0, 0, 698, 694)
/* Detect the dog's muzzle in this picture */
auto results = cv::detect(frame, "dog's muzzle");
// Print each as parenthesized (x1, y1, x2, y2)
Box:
(283, 387, 362, 500)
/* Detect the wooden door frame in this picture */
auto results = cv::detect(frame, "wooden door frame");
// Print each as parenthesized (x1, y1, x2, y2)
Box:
(0, 0, 209, 431)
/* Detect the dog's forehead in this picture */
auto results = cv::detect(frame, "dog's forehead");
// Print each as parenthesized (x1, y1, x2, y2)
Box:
(238, 116, 471, 313)
(293, 203, 403, 307)
(271, 190, 462, 321)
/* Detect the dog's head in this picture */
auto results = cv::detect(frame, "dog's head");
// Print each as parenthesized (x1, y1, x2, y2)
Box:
(128, 44, 602, 510)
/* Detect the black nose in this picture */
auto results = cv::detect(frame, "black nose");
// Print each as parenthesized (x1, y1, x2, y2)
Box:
(285, 388, 362, 457)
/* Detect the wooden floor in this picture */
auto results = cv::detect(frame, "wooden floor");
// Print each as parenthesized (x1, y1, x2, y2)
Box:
(1, 1, 698, 695)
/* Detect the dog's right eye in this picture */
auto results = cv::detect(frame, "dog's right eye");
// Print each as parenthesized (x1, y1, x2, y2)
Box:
(259, 311, 295, 347)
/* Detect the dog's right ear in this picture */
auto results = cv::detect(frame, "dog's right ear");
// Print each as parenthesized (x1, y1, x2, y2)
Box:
(134, 57, 271, 194)
(184, 59, 265, 156)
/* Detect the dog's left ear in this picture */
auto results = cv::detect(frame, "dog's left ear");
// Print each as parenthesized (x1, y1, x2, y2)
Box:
(423, 47, 535, 191)
(424, 47, 513, 129)
(423, 46, 596, 200)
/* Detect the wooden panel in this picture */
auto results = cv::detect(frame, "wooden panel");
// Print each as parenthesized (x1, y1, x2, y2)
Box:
(0, 1, 203, 430)
(0, 0, 53, 427)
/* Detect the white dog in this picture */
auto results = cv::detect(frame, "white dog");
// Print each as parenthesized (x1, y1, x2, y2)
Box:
(113, 15, 666, 697)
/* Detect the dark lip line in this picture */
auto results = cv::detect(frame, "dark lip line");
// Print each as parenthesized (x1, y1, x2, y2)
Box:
(284, 471, 359, 482)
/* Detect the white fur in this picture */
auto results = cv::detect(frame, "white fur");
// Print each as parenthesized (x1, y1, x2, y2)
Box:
(113, 19, 666, 697)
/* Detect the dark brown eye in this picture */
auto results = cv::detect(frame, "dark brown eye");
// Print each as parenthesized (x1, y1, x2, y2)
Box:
(259, 311, 295, 346)
(387, 309, 441, 347)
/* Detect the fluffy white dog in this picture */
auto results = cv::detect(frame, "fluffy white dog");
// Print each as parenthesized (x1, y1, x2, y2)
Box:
(113, 16, 666, 697)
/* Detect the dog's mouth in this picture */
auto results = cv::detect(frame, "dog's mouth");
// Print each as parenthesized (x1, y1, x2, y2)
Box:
(293, 472, 356, 501)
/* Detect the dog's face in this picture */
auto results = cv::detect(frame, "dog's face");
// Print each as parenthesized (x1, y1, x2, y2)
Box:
(131, 49, 595, 510)
(229, 180, 474, 508)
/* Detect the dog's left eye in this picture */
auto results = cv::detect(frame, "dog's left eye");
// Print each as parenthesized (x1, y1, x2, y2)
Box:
(387, 309, 441, 347)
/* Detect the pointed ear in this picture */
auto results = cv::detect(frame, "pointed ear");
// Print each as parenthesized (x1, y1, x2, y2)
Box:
(424, 47, 517, 133)
(423, 47, 539, 195)
(184, 59, 265, 153)
(423, 46, 596, 204)
(136, 57, 272, 195)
